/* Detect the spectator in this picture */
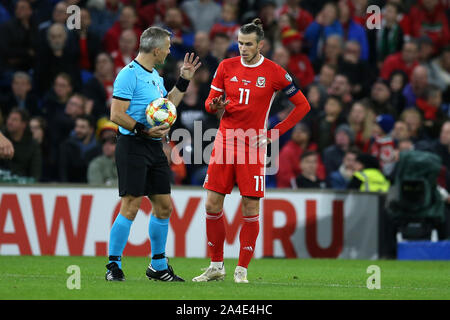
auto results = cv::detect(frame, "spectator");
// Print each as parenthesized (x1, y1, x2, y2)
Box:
(34, 23, 81, 95)
(134, 0, 190, 30)
(416, 120, 450, 170)
(49, 93, 87, 177)
(400, 108, 428, 143)
(392, 120, 411, 142)
(83, 52, 115, 120)
(328, 147, 359, 189)
(87, 0, 121, 38)
(211, 32, 232, 63)
(95, 117, 118, 142)
(209, 2, 240, 43)
(338, 40, 373, 99)
(0, 108, 41, 180)
(102, 5, 142, 54)
(403, 65, 429, 108)
(111, 29, 137, 75)
(347, 153, 390, 192)
(76, 7, 102, 72)
(367, 1, 403, 65)
(327, 73, 353, 108)
(429, 45, 450, 94)
(322, 123, 354, 175)
(369, 78, 396, 117)
(380, 40, 419, 81)
(304, 1, 342, 62)
(0, 72, 40, 121)
(302, 83, 327, 128)
(38, 1, 69, 37)
(181, 0, 222, 33)
(409, 0, 450, 55)
(41, 73, 74, 120)
(292, 151, 326, 189)
(337, 0, 369, 61)
(161, 7, 194, 61)
(193, 31, 218, 77)
(416, 84, 446, 139)
(314, 63, 337, 91)
(282, 27, 315, 89)
(258, 0, 278, 45)
(417, 35, 435, 64)
(389, 70, 408, 113)
(87, 136, 118, 186)
(0, 0, 38, 74)
(313, 34, 343, 73)
(347, 99, 375, 152)
(275, 0, 313, 33)
(59, 114, 101, 182)
(29, 115, 51, 181)
(276, 123, 325, 188)
(313, 95, 347, 152)
(368, 114, 397, 176)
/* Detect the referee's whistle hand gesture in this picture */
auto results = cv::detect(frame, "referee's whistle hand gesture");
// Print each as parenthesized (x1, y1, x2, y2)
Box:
(147, 123, 170, 138)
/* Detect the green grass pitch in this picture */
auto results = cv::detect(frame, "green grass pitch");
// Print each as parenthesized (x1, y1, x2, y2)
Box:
(0, 256, 449, 300)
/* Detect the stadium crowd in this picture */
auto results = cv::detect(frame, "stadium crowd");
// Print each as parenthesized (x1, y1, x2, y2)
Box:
(0, 0, 449, 193)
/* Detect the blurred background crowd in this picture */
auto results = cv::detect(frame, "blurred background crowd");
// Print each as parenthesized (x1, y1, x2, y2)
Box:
(0, 0, 449, 194)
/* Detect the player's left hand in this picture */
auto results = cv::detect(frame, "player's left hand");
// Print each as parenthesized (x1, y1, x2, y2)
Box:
(180, 53, 202, 80)
(251, 134, 272, 148)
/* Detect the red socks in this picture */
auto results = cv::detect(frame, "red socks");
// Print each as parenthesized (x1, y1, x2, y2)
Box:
(238, 215, 260, 268)
(206, 212, 260, 268)
(206, 211, 226, 262)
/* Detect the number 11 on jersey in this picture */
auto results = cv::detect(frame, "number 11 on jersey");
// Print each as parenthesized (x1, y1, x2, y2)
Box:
(239, 88, 250, 105)
(254, 175, 264, 191)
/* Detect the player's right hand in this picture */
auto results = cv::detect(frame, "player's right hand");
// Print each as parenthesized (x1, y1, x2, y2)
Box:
(209, 96, 229, 112)
(147, 123, 170, 138)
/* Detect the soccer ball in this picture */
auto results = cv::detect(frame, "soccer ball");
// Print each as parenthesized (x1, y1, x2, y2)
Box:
(145, 98, 177, 127)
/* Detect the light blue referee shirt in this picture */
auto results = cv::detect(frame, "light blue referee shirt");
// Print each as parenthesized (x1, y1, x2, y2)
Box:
(112, 60, 168, 137)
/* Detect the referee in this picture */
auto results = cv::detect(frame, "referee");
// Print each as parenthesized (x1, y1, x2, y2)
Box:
(105, 27, 201, 282)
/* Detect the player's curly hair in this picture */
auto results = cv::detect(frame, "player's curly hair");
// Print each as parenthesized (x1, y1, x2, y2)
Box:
(239, 18, 264, 42)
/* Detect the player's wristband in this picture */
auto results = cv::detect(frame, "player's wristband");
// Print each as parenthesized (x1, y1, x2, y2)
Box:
(132, 122, 147, 137)
(175, 77, 190, 92)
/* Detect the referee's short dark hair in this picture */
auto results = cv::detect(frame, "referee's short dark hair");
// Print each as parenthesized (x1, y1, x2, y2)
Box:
(139, 26, 172, 53)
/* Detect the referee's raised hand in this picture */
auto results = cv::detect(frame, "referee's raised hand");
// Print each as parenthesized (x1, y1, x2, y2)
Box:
(179, 52, 202, 80)
(147, 123, 170, 138)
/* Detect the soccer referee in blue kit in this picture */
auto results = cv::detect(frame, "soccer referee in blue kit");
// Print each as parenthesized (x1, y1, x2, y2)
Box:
(105, 26, 201, 282)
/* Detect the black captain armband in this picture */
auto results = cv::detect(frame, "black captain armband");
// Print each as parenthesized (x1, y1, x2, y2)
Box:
(175, 77, 190, 92)
(282, 83, 299, 98)
(133, 122, 147, 137)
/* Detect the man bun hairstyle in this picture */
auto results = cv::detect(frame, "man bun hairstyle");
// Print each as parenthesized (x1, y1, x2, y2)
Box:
(239, 18, 264, 42)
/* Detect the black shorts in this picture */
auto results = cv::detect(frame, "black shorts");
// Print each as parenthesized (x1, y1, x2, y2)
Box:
(115, 134, 171, 197)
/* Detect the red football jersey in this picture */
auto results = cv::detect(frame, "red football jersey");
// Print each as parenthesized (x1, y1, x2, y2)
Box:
(210, 55, 294, 134)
